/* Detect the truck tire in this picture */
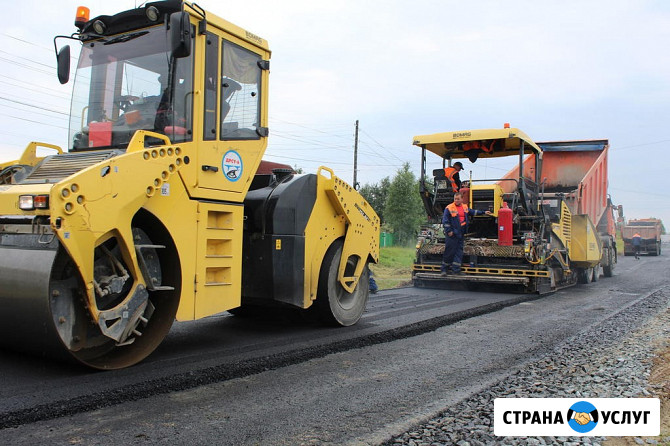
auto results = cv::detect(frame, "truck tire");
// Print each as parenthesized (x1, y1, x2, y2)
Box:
(577, 267, 592, 284)
(651, 243, 660, 256)
(316, 240, 369, 326)
(592, 264, 600, 282)
(603, 250, 614, 277)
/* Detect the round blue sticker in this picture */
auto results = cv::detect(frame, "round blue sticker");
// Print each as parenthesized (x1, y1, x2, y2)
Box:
(567, 401, 598, 433)
(222, 150, 243, 182)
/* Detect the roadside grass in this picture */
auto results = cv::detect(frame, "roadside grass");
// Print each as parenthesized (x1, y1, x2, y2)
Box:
(370, 246, 415, 290)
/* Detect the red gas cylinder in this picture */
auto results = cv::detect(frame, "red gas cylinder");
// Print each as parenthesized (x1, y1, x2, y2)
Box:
(459, 186, 470, 205)
(498, 202, 513, 246)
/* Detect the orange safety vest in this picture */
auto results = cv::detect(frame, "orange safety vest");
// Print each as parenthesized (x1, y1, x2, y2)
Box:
(463, 140, 495, 153)
(443, 167, 460, 192)
(446, 202, 469, 226)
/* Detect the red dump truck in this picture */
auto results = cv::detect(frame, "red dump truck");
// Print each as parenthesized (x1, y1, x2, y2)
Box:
(622, 219, 663, 256)
(535, 139, 619, 280)
(497, 139, 619, 282)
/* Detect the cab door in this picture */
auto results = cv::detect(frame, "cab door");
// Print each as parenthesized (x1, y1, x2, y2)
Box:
(196, 30, 269, 199)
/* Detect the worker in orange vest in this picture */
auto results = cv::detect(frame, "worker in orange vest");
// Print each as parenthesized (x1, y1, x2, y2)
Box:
(441, 192, 491, 275)
(462, 140, 494, 162)
(632, 233, 642, 259)
(443, 161, 464, 192)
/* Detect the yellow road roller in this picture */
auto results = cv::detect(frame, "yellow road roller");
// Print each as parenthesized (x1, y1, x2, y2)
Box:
(0, 1, 379, 369)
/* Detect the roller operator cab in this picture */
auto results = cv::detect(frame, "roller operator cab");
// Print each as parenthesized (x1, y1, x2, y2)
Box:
(0, 1, 379, 369)
(412, 127, 609, 293)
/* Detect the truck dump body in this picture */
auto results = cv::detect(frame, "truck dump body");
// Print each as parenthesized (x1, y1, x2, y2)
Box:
(534, 140, 617, 277)
(536, 140, 613, 238)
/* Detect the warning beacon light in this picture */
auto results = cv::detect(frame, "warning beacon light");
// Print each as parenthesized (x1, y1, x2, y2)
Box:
(75, 6, 90, 30)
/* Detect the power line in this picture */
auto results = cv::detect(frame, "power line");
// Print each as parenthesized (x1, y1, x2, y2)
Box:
(270, 117, 353, 141)
(609, 186, 669, 198)
(357, 139, 402, 165)
(262, 152, 353, 166)
(359, 128, 406, 163)
(0, 33, 53, 53)
(0, 127, 63, 141)
(611, 140, 670, 151)
(0, 112, 69, 130)
(0, 76, 70, 100)
(270, 131, 352, 151)
(0, 56, 54, 76)
(0, 104, 69, 122)
(0, 49, 55, 71)
(0, 96, 69, 116)
(0, 33, 80, 63)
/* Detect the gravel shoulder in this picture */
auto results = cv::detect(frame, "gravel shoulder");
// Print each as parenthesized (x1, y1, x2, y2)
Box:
(386, 287, 670, 446)
(603, 337, 670, 445)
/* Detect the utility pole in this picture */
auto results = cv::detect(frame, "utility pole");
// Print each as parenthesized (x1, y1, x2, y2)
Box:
(353, 119, 359, 189)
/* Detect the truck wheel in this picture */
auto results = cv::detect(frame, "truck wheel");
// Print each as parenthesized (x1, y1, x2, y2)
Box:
(577, 267, 592, 284)
(316, 241, 369, 326)
(592, 265, 600, 282)
(603, 251, 614, 277)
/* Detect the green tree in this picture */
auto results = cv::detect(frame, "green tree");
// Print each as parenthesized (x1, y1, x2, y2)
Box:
(384, 162, 425, 246)
(359, 176, 390, 224)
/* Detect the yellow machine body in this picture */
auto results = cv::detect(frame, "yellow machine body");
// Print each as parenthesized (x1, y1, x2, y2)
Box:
(566, 215, 602, 267)
(0, 1, 378, 369)
(466, 184, 504, 217)
(413, 127, 605, 292)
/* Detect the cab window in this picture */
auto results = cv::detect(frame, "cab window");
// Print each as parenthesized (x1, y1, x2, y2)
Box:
(203, 32, 219, 140)
(220, 41, 261, 140)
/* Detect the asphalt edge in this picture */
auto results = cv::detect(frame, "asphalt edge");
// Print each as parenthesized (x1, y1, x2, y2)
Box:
(0, 290, 544, 429)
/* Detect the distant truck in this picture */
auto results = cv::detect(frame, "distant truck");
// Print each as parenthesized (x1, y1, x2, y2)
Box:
(622, 219, 663, 256)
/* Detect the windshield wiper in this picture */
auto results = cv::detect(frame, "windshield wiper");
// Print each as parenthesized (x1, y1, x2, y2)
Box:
(103, 31, 149, 45)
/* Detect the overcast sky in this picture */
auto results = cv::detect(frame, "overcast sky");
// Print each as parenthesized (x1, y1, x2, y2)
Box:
(1, 0, 668, 227)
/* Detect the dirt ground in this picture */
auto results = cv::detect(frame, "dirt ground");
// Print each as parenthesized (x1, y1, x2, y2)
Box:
(603, 340, 670, 445)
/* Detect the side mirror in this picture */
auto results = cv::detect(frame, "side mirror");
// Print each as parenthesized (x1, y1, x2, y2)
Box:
(170, 12, 191, 59)
(56, 45, 71, 84)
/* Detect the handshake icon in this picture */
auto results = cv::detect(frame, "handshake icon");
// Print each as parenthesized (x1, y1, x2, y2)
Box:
(573, 411, 592, 425)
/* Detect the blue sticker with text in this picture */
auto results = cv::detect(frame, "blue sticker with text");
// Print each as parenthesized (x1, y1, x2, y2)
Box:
(222, 150, 243, 182)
